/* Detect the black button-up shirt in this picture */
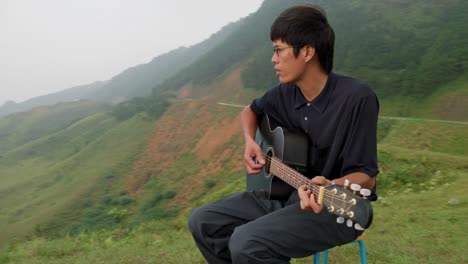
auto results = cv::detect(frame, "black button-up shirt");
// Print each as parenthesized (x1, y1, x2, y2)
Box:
(250, 72, 379, 190)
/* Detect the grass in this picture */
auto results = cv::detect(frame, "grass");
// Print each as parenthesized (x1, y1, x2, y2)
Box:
(0, 112, 156, 246)
(378, 117, 468, 156)
(378, 76, 468, 121)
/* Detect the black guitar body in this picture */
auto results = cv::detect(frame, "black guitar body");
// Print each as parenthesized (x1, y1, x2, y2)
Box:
(246, 114, 310, 200)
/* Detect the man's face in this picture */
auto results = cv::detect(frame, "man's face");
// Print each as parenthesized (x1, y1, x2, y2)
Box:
(271, 39, 307, 84)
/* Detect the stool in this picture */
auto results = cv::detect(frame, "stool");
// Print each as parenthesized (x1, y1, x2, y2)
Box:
(313, 234, 367, 264)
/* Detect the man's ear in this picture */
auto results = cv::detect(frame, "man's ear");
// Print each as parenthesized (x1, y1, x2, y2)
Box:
(304, 46, 315, 63)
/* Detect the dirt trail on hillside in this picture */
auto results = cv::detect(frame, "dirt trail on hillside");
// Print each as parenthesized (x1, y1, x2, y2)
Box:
(126, 62, 253, 204)
(125, 100, 244, 205)
(125, 100, 212, 197)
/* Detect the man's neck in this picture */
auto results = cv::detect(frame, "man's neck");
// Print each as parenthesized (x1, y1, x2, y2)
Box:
(295, 66, 329, 102)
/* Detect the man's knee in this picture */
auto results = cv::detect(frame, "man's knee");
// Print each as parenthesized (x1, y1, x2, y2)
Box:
(229, 225, 270, 262)
(229, 225, 288, 263)
(188, 207, 202, 235)
(228, 225, 251, 262)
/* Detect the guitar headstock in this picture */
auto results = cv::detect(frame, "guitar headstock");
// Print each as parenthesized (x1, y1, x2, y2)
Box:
(322, 184, 373, 229)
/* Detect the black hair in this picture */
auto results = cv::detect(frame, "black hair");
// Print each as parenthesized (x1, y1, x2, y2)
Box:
(270, 5, 335, 73)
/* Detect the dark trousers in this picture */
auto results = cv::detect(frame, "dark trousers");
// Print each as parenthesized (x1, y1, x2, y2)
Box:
(188, 190, 363, 263)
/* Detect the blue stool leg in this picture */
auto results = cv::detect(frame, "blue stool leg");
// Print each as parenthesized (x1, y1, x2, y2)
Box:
(314, 252, 321, 264)
(358, 240, 367, 264)
(313, 241, 366, 264)
(322, 249, 329, 264)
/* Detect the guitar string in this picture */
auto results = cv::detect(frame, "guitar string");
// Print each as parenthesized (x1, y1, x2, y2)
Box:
(263, 156, 349, 203)
(268, 160, 366, 226)
(257, 155, 369, 223)
(267, 156, 352, 213)
(265, 157, 367, 219)
(264, 155, 339, 197)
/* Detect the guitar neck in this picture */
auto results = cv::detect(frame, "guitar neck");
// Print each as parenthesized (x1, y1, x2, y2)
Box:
(267, 155, 373, 229)
(268, 157, 320, 196)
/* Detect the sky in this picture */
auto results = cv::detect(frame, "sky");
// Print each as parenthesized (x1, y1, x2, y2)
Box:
(0, 0, 263, 105)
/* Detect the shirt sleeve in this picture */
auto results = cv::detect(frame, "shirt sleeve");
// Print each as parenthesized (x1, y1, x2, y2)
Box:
(340, 92, 380, 178)
(249, 85, 280, 115)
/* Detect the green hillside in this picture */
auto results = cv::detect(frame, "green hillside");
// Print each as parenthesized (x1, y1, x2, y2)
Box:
(0, 101, 108, 153)
(0, 91, 174, 246)
(154, 0, 468, 121)
(1, 101, 467, 263)
(0, 111, 158, 246)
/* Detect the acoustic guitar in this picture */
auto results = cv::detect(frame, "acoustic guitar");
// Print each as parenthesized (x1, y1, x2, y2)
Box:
(246, 114, 373, 229)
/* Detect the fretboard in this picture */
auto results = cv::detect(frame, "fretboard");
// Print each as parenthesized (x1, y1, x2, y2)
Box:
(268, 157, 320, 195)
(266, 156, 372, 229)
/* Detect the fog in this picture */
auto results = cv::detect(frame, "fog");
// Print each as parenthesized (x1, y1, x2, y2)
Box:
(0, 0, 263, 104)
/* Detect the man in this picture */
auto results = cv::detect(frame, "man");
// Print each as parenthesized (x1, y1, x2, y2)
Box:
(188, 5, 379, 263)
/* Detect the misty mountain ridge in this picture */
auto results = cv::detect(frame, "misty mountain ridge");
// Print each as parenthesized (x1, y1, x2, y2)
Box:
(2, 0, 467, 120)
(0, 19, 244, 117)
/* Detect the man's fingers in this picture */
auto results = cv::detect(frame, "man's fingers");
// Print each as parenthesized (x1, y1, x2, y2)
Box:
(298, 185, 312, 211)
(246, 167, 262, 174)
(298, 185, 324, 213)
(311, 176, 328, 186)
(255, 151, 265, 165)
(298, 185, 310, 200)
(244, 156, 264, 169)
(245, 155, 264, 174)
(244, 142, 265, 173)
(309, 193, 323, 214)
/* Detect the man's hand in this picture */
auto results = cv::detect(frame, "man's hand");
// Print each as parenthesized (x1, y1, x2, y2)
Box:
(244, 139, 265, 174)
(298, 176, 332, 213)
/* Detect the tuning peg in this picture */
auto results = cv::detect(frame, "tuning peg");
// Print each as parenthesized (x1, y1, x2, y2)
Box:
(350, 184, 361, 194)
(336, 216, 345, 224)
(328, 206, 335, 212)
(346, 219, 353, 227)
(344, 179, 350, 189)
(354, 223, 365, 231)
(360, 188, 371, 199)
(347, 211, 354, 218)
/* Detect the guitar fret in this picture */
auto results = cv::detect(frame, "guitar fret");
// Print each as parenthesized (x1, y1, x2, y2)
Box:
(270, 158, 326, 197)
(266, 156, 374, 228)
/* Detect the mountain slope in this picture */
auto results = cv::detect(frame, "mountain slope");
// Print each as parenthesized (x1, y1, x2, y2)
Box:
(3, 0, 466, 120)
(155, 0, 468, 120)
(0, 100, 109, 153)
(0, 82, 106, 117)
(89, 20, 244, 103)
(0, 18, 244, 117)
(0, 110, 157, 246)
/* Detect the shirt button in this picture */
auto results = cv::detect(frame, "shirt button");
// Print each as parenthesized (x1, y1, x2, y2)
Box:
(307, 103, 311, 106)
(304, 117, 308, 121)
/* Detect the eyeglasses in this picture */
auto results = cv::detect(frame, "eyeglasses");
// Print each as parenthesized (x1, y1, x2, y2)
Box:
(272, 45, 303, 57)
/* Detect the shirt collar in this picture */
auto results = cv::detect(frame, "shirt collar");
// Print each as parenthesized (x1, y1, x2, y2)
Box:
(294, 72, 335, 113)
